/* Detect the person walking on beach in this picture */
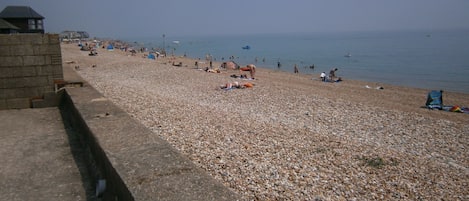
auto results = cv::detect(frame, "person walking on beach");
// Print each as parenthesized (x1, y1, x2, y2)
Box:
(294, 64, 299, 74)
(277, 61, 281, 68)
(240, 64, 256, 79)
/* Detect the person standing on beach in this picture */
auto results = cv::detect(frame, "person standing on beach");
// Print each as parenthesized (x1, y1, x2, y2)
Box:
(294, 64, 299, 74)
(240, 64, 256, 79)
(329, 68, 338, 81)
(277, 61, 281, 68)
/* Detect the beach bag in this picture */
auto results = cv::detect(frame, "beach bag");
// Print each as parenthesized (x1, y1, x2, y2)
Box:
(425, 90, 443, 109)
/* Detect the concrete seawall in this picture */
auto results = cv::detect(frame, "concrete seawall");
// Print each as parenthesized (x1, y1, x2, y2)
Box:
(58, 84, 240, 200)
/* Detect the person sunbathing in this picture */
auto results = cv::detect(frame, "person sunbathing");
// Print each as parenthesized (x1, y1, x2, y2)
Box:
(205, 67, 220, 73)
(230, 74, 249, 79)
(88, 50, 98, 56)
(220, 81, 254, 90)
(220, 81, 240, 89)
(172, 62, 182, 67)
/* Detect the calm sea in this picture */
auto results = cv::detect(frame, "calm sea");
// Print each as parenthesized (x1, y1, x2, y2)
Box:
(127, 29, 469, 93)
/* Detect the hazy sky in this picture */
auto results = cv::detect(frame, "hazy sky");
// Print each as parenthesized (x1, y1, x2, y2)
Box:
(1, 0, 469, 39)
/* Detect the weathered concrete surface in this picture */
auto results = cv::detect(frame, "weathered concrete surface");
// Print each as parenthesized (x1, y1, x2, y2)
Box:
(0, 107, 86, 201)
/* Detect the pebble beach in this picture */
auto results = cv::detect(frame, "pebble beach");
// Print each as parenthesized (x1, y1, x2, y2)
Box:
(61, 43, 468, 200)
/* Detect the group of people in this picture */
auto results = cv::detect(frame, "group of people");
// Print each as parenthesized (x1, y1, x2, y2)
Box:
(320, 68, 341, 82)
(219, 64, 257, 91)
(239, 64, 256, 79)
(289, 63, 342, 83)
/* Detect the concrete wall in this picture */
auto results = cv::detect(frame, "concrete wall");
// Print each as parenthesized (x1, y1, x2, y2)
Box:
(0, 34, 63, 110)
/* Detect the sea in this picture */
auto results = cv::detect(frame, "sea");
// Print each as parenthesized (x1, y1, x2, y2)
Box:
(124, 28, 469, 93)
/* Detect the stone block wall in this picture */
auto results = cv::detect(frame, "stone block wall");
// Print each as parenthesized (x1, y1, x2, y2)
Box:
(0, 34, 63, 110)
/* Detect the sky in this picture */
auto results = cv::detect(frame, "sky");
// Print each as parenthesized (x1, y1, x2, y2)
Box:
(1, 0, 469, 39)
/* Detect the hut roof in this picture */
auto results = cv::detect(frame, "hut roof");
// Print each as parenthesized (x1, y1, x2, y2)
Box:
(0, 6, 44, 19)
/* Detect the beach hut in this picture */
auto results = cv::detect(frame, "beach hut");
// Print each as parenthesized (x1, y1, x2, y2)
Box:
(0, 6, 45, 33)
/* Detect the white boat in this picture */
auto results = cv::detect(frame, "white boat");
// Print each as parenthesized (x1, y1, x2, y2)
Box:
(344, 53, 351, 57)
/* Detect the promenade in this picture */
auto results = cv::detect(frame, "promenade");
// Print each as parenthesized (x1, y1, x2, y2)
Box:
(0, 108, 87, 200)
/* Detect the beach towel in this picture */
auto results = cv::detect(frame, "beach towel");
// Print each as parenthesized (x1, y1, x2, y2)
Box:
(450, 106, 462, 113)
(442, 105, 469, 114)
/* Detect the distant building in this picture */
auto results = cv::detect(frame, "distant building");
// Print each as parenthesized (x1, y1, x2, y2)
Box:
(0, 6, 45, 33)
(59, 30, 90, 40)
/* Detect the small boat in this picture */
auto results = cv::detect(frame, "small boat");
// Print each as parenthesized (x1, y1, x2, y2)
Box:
(344, 53, 351, 57)
(242, 45, 251, 50)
